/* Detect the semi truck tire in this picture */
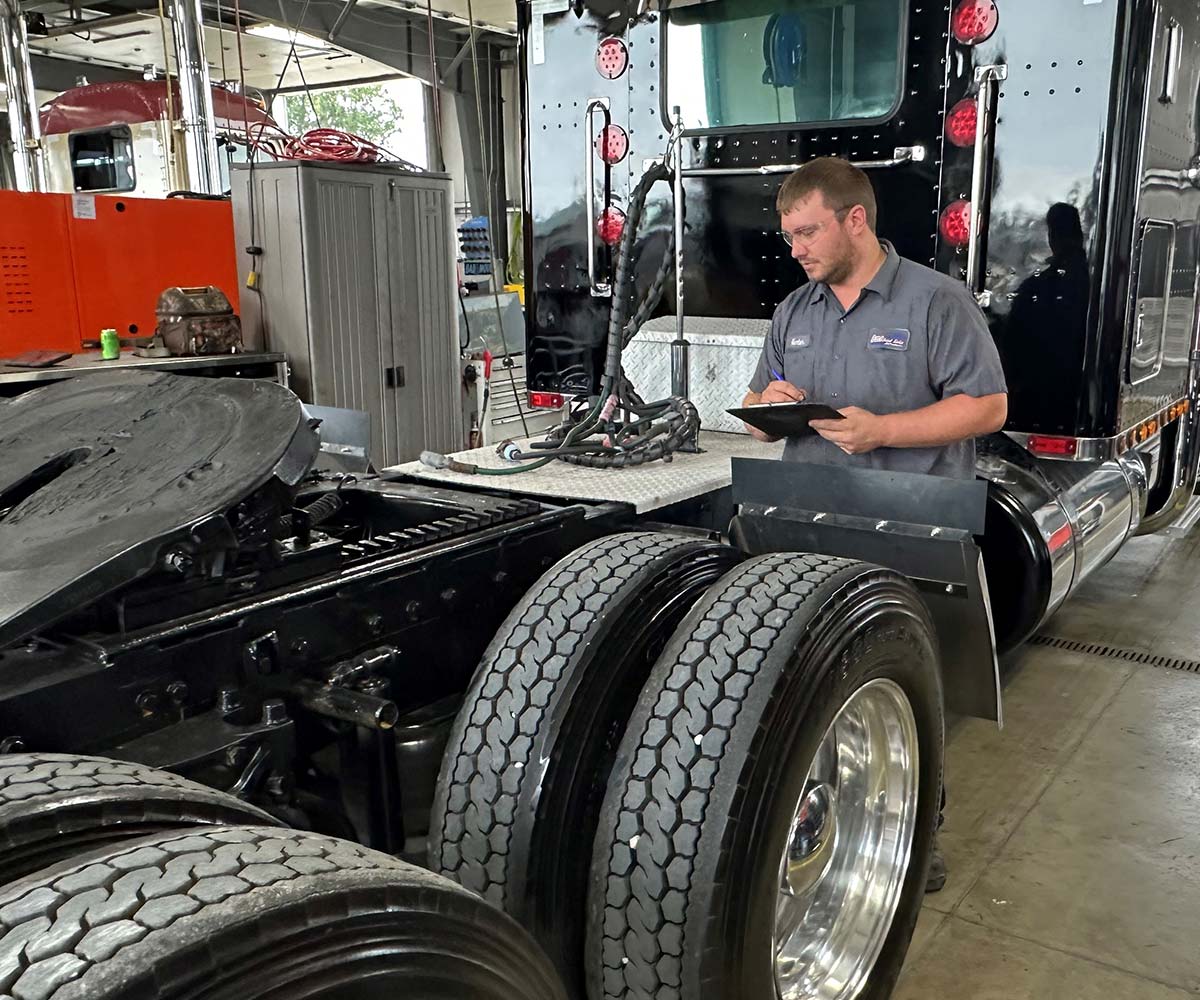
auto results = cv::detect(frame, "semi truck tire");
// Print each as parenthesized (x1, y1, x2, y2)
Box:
(0, 753, 278, 884)
(588, 553, 944, 1000)
(429, 531, 741, 990)
(0, 825, 567, 1000)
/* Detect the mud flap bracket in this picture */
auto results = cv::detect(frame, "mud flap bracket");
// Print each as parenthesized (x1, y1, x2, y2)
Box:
(731, 459, 1001, 723)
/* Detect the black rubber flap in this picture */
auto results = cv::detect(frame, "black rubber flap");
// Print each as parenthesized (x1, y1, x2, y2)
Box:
(0, 372, 316, 647)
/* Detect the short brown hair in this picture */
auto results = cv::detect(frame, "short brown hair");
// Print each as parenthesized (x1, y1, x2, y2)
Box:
(776, 157, 878, 230)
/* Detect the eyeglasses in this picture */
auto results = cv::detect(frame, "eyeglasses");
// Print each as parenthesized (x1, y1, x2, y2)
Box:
(780, 207, 851, 247)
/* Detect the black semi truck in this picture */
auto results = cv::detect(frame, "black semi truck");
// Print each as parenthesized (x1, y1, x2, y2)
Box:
(0, 1, 1198, 999)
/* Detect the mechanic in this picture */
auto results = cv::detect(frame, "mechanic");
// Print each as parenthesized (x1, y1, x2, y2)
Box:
(742, 158, 1009, 892)
(742, 157, 1008, 478)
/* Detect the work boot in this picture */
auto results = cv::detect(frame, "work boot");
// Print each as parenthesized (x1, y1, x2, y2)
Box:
(925, 838, 947, 893)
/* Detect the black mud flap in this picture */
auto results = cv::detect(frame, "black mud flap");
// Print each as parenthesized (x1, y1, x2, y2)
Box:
(730, 459, 1001, 723)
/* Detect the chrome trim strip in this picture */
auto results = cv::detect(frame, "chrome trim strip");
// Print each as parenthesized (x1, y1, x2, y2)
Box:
(1005, 398, 1190, 461)
(967, 64, 1007, 301)
(679, 145, 926, 177)
(1160, 16, 1182, 105)
(1004, 431, 1119, 462)
(585, 97, 612, 298)
(671, 107, 689, 399)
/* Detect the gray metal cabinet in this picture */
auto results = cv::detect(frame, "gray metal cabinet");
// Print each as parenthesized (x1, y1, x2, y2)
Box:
(231, 160, 462, 466)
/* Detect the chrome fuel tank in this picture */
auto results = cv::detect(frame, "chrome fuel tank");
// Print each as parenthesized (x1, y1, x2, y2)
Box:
(978, 435, 1147, 650)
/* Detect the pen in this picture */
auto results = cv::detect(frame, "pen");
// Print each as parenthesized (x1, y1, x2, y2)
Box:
(771, 368, 784, 382)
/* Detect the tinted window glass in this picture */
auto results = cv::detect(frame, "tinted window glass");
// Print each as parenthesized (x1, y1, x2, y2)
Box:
(666, 0, 906, 129)
(69, 128, 136, 192)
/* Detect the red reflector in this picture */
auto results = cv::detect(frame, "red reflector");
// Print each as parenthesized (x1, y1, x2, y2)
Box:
(938, 200, 972, 248)
(1027, 434, 1078, 457)
(596, 37, 629, 80)
(951, 0, 999, 45)
(529, 392, 564, 409)
(597, 206, 626, 246)
(595, 124, 629, 165)
(1048, 523, 1073, 553)
(945, 98, 978, 147)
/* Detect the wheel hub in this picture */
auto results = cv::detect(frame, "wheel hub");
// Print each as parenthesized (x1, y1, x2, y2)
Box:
(773, 678, 920, 1000)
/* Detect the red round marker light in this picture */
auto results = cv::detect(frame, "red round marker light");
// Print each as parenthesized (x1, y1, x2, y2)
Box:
(939, 200, 973, 247)
(946, 98, 978, 147)
(595, 124, 629, 165)
(596, 37, 629, 80)
(597, 207, 626, 246)
(951, 0, 999, 45)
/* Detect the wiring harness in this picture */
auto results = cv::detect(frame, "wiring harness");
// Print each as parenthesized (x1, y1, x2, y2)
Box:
(421, 159, 698, 477)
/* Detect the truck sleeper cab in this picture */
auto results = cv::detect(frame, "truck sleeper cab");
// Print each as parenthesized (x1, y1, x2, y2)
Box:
(519, 0, 1200, 651)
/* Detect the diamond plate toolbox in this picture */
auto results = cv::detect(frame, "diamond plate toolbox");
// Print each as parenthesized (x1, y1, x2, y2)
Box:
(624, 318, 770, 434)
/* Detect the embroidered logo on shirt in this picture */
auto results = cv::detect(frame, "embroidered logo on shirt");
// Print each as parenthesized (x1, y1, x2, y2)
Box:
(789, 335, 811, 348)
(868, 328, 910, 351)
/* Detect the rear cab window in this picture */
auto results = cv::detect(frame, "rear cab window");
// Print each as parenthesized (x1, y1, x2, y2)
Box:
(69, 127, 136, 193)
(665, 0, 907, 129)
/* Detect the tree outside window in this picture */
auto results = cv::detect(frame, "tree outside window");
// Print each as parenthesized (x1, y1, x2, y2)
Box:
(284, 83, 407, 151)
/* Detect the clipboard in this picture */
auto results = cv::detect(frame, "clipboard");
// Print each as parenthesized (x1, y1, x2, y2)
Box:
(727, 401, 845, 438)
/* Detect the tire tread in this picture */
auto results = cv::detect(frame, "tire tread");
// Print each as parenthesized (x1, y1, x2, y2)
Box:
(432, 532, 720, 906)
(592, 553, 856, 1000)
(0, 825, 528, 1000)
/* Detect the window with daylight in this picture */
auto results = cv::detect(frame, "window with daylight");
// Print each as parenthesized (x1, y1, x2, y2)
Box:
(665, 0, 906, 130)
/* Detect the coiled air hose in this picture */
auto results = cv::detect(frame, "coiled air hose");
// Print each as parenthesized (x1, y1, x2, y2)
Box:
(422, 159, 698, 476)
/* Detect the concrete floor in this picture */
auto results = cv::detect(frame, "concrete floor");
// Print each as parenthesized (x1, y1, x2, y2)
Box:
(895, 499, 1200, 999)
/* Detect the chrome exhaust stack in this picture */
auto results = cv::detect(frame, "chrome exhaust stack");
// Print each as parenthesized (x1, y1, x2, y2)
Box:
(977, 435, 1148, 651)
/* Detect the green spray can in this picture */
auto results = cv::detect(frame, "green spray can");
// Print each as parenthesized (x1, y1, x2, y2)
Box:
(100, 328, 120, 361)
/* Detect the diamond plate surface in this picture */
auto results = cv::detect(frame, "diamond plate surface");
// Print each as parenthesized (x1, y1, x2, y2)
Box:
(626, 319, 770, 434)
(387, 431, 784, 514)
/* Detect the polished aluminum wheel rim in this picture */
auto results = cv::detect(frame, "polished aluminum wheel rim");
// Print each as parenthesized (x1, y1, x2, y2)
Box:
(774, 678, 919, 1000)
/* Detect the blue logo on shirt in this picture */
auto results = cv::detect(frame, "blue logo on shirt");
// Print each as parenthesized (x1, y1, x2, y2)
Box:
(868, 329, 910, 351)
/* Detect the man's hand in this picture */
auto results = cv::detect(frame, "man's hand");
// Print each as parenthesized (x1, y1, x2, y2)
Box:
(810, 406, 891, 455)
(741, 382, 807, 442)
(759, 380, 807, 404)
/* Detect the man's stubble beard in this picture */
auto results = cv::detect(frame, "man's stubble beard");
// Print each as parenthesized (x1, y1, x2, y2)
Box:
(817, 245, 856, 287)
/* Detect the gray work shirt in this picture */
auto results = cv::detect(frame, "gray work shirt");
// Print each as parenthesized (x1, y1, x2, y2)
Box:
(749, 241, 1007, 479)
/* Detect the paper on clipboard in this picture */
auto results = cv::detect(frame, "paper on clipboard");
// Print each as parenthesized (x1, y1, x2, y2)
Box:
(726, 401, 846, 438)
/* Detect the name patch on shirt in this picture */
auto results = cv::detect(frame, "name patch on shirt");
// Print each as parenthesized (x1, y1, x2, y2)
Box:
(789, 335, 811, 348)
(868, 328, 910, 351)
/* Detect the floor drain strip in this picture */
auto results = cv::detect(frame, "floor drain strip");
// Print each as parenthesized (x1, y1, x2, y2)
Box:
(1030, 634, 1200, 674)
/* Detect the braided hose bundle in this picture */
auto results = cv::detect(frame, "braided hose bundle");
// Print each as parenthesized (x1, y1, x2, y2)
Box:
(419, 153, 695, 476)
(547, 160, 697, 468)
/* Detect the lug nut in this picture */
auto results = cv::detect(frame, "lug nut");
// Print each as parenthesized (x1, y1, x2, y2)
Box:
(218, 687, 242, 716)
(262, 698, 289, 725)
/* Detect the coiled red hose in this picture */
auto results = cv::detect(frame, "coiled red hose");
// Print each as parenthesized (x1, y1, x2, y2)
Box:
(245, 121, 389, 163)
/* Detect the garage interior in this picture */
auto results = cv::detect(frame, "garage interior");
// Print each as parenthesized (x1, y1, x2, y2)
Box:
(900, 516, 1200, 999)
(3, 0, 1200, 998)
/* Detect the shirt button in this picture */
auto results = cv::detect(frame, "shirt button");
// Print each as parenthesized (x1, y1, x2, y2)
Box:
(838, 318, 845, 325)
(834, 355, 840, 361)
(832, 392, 839, 398)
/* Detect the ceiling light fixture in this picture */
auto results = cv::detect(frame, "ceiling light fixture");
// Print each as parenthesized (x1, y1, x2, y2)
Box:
(245, 23, 329, 50)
